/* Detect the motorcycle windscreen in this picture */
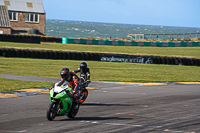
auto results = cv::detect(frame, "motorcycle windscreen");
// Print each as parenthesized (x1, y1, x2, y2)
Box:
(54, 80, 69, 93)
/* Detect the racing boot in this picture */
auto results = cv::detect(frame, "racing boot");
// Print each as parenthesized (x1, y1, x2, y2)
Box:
(73, 93, 79, 110)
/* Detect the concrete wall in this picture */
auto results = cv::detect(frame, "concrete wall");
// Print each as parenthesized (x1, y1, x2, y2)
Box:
(62, 38, 200, 47)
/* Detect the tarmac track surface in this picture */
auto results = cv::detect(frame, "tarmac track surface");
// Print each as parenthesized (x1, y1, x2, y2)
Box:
(0, 75, 200, 133)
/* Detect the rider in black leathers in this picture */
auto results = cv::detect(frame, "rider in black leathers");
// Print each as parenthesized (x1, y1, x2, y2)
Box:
(73, 62, 91, 89)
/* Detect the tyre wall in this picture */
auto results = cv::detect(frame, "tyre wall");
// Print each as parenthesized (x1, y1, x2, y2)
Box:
(0, 34, 41, 44)
(0, 34, 63, 44)
(41, 36, 62, 43)
(0, 48, 199, 66)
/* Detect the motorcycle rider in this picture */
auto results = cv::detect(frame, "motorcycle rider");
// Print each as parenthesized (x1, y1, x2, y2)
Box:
(60, 68, 80, 105)
(73, 62, 91, 88)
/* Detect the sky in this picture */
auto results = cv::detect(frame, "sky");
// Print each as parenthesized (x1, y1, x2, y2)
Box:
(43, 0, 200, 28)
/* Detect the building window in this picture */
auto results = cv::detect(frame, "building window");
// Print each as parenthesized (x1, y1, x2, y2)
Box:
(25, 13, 39, 23)
(9, 12, 18, 21)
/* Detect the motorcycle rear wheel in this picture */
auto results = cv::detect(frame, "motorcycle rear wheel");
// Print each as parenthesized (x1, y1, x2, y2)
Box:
(79, 89, 88, 104)
(46, 102, 58, 121)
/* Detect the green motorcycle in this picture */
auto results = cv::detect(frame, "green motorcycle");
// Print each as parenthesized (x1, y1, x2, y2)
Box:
(46, 80, 79, 121)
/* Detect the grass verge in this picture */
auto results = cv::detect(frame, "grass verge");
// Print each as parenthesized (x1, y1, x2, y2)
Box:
(0, 78, 52, 91)
(0, 57, 200, 91)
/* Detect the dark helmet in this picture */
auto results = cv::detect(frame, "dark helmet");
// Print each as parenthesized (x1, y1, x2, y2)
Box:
(60, 68, 70, 80)
(80, 62, 87, 72)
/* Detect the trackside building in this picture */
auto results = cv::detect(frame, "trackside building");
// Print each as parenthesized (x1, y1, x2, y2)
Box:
(0, 0, 46, 35)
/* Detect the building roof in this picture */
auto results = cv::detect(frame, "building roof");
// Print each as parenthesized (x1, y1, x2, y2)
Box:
(0, 5, 11, 27)
(0, 0, 45, 13)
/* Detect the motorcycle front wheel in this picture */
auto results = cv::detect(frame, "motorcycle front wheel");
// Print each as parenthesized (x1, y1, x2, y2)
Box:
(67, 103, 79, 118)
(46, 102, 58, 121)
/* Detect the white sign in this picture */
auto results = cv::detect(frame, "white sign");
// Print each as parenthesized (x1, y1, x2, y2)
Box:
(0, 31, 3, 34)
(101, 56, 153, 64)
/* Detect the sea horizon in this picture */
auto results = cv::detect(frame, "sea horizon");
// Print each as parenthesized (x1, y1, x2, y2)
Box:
(46, 18, 200, 29)
(45, 19, 200, 39)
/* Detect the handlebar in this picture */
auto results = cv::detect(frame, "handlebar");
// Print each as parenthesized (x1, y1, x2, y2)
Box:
(48, 86, 54, 90)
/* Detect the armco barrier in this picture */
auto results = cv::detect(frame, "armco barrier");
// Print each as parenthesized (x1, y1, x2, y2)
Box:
(0, 48, 200, 66)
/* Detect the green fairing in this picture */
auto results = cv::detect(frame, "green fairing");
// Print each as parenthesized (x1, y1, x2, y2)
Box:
(50, 88, 55, 102)
(50, 87, 73, 115)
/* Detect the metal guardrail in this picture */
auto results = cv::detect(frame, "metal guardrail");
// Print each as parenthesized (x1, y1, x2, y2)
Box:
(128, 33, 200, 40)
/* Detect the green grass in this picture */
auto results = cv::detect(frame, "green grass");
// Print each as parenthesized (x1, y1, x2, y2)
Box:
(0, 57, 199, 85)
(0, 78, 52, 91)
(1, 41, 200, 91)
(0, 42, 200, 58)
